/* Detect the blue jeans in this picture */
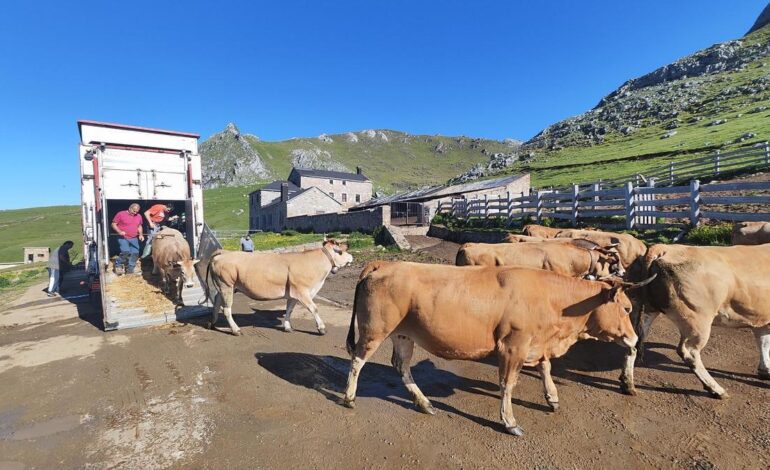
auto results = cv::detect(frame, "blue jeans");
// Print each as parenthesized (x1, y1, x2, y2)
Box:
(116, 237, 140, 272)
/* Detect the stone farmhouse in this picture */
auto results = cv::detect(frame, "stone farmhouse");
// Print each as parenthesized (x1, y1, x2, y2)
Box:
(249, 167, 373, 232)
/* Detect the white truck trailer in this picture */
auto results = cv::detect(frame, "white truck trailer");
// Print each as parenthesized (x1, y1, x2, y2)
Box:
(78, 120, 217, 330)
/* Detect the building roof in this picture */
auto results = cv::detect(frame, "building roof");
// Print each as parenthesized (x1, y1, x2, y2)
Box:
(290, 167, 370, 182)
(261, 180, 301, 192)
(351, 174, 527, 210)
(77, 119, 200, 139)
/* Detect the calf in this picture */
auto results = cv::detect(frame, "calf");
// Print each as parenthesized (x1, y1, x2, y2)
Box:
(151, 227, 197, 302)
(204, 240, 352, 336)
(342, 261, 654, 435)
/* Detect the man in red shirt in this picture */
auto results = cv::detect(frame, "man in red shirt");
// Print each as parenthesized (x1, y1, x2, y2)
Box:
(141, 203, 175, 258)
(111, 203, 144, 275)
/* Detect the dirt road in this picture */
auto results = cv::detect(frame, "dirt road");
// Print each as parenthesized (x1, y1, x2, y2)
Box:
(0, 254, 768, 468)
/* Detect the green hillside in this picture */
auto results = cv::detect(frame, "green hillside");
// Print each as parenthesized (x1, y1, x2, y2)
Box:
(460, 23, 770, 188)
(201, 126, 518, 193)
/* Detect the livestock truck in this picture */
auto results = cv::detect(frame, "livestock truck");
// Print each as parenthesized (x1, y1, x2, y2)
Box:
(78, 120, 218, 330)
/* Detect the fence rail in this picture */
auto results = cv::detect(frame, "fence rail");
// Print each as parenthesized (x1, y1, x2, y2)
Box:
(567, 142, 770, 190)
(436, 179, 770, 229)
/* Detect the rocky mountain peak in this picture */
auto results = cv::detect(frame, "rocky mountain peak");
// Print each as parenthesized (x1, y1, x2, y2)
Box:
(225, 122, 240, 136)
(747, 2, 770, 35)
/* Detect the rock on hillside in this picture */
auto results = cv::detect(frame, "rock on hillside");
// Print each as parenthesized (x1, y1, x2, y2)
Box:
(200, 123, 271, 188)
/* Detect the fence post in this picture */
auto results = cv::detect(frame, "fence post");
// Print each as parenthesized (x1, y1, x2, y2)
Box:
(714, 150, 720, 176)
(669, 161, 675, 185)
(463, 198, 469, 219)
(765, 142, 769, 165)
(535, 191, 543, 223)
(506, 190, 512, 222)
(483, 194, 489, 221)
(624, 181, 635, 230)
(593, 182, 600, 204)
(689, 179, 700, 227)
(571, 184, 579, 226)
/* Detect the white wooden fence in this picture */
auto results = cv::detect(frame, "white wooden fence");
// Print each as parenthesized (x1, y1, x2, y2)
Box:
(574, 142, 770, 190)
(437, 179, 770, 229)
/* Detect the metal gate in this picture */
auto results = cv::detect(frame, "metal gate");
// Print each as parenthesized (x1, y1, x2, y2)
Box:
(390, 202, 425, 225)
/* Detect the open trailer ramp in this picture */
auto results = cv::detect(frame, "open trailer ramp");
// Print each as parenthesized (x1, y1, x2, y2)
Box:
(78, 120, 216, 331)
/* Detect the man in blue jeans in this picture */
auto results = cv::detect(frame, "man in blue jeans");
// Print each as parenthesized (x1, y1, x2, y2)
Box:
(111, 203, 145, 275)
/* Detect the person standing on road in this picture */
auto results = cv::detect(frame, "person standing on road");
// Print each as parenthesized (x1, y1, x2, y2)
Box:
(111, 203, 144, 275)
(141, 202, 175, 258)
(240, 234, 254, 252)
(47, 240, 73, 297)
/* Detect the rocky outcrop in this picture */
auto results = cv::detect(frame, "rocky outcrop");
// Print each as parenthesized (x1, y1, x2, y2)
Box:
(290, 148, 351, 172)
(449, 141, 523, 183)
(200, 123, 271, 188)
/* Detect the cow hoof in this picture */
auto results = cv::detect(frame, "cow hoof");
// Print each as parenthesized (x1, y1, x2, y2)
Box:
(758, 369, 770, 380)
(620, 382, 637, 396)
(505, 425, 524, 436)
(232, 329, 242, 336)
(708, 389, 729, 399)
(282, 325, 293, 333)
(417, 402, 436, 415)
(340, 398, 355, 409)
(548, 401, 560, 412)
(318, 327, 327, 336)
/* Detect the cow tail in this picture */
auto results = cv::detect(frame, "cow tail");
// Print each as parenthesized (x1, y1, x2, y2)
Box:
(200, 250, 222, 306)
(635, 246, 665, 360)
(346, 280, 364, 356)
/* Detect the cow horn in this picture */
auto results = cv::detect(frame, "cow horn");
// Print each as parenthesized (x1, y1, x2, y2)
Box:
(619, 273, 657, 290)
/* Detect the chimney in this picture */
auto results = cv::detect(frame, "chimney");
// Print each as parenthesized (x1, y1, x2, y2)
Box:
(280, 183, 289, 202)
(356, 166, 362, 175)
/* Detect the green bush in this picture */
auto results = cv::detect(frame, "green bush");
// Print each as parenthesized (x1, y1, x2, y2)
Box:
(281, 229, 299, 237)
(685, 223, 732, 246)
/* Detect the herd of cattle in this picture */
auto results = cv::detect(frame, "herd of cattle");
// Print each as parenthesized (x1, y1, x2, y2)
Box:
(149, 221, 770, 436)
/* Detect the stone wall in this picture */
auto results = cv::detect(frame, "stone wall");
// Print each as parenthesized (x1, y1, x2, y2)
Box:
(286, 188, 341, 218)
(286, 206, 390, 233)
(426, 224, 510, 244)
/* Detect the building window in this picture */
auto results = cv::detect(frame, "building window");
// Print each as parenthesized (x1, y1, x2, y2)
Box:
(329, 179, 334, 184)
(330, 192, 335, 199)
(342, 180, 347, 186)
(355, 194, 360, 202)
(342, 193, 347, 202)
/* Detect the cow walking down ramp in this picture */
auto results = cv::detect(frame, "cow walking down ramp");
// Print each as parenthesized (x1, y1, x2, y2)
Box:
(342, 261, 654, 435)
(151, 227, 198, 303)
(625, 244, 770, 398)
(455, 241, 624, 279)
(204, 240, 353, 336)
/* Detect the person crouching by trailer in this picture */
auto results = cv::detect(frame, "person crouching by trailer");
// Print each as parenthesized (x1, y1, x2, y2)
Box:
(141, 202, 175, 258)
(111, 203, 144, 275)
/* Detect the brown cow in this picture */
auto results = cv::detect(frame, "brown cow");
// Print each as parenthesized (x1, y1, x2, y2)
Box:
(151, 227, 197, 302)
(204, 240, 353, 336)
(341, 262, 654, 435)
(522, 224, 564, 238)
(455, 241, 624, 278)
(623, 244, 770, 399)
(554, 229, 647, 272)
(731, 221, 770, 245)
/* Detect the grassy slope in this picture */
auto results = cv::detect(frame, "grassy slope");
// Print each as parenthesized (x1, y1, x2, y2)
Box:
(497, 26, 770, 188)
(245, 132, 511, 193)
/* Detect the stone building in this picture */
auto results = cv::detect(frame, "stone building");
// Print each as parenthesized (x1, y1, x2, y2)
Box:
(23, 247, 49, 263)
(249, 167, 372, 232)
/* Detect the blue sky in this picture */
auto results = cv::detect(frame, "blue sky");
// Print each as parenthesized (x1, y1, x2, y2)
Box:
(0, 0, 766, 209)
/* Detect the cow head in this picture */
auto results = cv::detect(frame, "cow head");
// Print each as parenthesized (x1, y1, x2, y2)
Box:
(583, 274, 656, 348)
(323, 239, 353, 274)
(168, 258, 199, 288)
(591, 245, 625, 278)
